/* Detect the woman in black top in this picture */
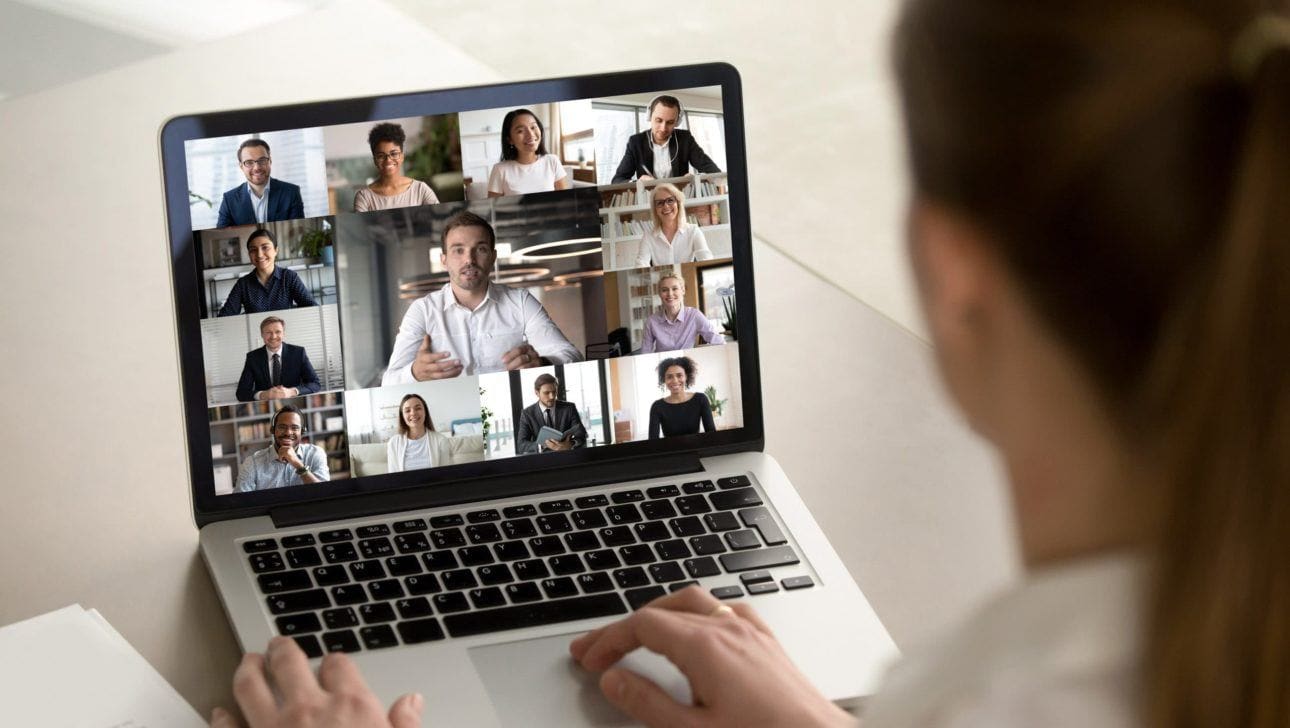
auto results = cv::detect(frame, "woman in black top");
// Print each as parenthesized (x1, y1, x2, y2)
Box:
(648, 356, 715, 438)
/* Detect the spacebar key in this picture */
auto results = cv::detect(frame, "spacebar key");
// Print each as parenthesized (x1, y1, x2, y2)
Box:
(444, 593, 628, 637)
(719, 546, 800, 573)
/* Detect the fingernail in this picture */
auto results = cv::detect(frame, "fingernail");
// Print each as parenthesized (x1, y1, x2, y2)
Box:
(412, 692, 425, 711)
(603, 669, 627, 699)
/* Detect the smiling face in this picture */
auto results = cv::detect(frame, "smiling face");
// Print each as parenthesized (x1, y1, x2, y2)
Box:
(508, 113, 542, 157)
(537, 382, 558, 409)
(372, 140, 403, 179)
(658, 276, 685, 315)
(663, 365, 688, 395)
(238, 143, 271, 186)
(260, 321, 284, 350)
(653, 189, 679, 222)
(441, 225, 496, 295)
(650, 103, 680, 145)
(272, 411, 303, 450)
(401, 398, 426, 432)
(247, 234, 277, 274)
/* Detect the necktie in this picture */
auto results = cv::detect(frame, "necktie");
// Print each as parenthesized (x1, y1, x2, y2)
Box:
(271, 353, 281, 386)
(545, 408, 553, 428)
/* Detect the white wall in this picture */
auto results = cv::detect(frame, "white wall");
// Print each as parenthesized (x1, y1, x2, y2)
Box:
(323, 116, 425, 162)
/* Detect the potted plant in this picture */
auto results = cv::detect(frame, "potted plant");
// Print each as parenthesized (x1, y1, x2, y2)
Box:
(704, 385, 727, 421)
(719, 286, 737, 341)
(298, 227, 334, 265)
(479, 387, 493, 452)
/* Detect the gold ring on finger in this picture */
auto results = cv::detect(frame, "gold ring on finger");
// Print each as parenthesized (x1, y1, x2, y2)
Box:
(708, 604, 736, 618)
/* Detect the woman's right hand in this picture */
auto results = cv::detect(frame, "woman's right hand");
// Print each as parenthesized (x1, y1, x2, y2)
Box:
(569, 586, 856, 728)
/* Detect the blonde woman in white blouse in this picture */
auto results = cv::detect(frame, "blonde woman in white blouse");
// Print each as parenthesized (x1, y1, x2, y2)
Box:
(633, 182, 714, 268)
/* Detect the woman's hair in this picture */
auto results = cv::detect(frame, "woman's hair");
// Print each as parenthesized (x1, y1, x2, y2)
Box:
(893, 2, 1289, 726)
(246, 228, 275, 250)
(397, 394, 434, 436)
(650, 183, 687, 231)
(656, 356, 697, 388)
(368, 122, 406, 154)
(499, 109, 548, 161)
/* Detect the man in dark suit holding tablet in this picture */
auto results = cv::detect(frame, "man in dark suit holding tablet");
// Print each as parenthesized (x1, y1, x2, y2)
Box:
(216, 139, 305, 227)
(516, 373, 587, 453)
(235, 316, 322, 402)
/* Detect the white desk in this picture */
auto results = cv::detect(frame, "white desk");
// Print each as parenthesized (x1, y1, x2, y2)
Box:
(0, 0, 1017, 716)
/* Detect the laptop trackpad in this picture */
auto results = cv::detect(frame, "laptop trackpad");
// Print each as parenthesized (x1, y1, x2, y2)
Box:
(468, 632, 692, 727)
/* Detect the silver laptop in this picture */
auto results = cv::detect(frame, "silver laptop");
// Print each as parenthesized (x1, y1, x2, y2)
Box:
(161, 63, 896, 726)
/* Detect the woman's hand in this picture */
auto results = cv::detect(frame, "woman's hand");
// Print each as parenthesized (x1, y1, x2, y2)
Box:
(569, 586, 856, 728)
(209, 636, 423, 728)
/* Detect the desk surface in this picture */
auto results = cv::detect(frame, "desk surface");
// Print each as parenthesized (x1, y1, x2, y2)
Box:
(0, 1, 1016, 716)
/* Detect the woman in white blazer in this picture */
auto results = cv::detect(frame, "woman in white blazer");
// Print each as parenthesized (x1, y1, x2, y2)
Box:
(385, 394, 483, 473)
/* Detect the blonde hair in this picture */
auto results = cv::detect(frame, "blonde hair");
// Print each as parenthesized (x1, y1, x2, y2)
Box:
(649, 183, 687, 231)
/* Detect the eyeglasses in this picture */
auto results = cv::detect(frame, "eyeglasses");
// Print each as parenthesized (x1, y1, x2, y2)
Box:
(274, 424, 302, 434)
(240, 157, 271, 169)
(374, 149, 404, 163)
(654, 198, 678, 208)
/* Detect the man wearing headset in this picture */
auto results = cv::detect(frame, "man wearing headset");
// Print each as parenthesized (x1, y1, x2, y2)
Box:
(234, 404, 330, 492)
(611, 95, 722, 183)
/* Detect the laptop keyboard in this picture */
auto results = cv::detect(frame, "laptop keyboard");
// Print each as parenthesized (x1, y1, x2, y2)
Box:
(243, 474, 816, 658)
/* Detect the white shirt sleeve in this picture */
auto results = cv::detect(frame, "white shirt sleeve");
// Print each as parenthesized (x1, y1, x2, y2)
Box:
(634, 231, 653, 268)
(382, 299, 430, 385)
(487, 162, 506, 194)
(386, 436, 401, 473)
(518, 289, 582, 363)
(548, 154, 567, 183)
(689, 226, 714, 262)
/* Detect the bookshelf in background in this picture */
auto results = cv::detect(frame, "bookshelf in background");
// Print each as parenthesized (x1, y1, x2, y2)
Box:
(208, 391, 350, 494)
(599, 173, 730, 271)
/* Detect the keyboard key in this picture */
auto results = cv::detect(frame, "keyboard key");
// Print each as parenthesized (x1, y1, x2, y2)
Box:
(429, 514, 464, 528)
(385, 555, 423, 577)
(634, 522, 670, 542)
(469, 587, 507, 609)
(502, 504, 537, 518)
(550, 554, 585, 575)
(466, 523, 503, 544)
(311, 565, 349, 586)
(457, 546, 494, 567)
(711, 585, 743, 600)
(599, 526, 635, 547)
(720, 546, 800, 573)
(330, 585, 366, 606)
(740, 570, 774, 586)
(258, 570, 311, 594)
(404, 574, 441, 596)
(286, 547, 322, 569)
(564, 531, 601, 552)
(359, 602, 397, 624)
(710, 489, 763, 511)
(292, 634, 323, 658)
(539, 499, 573, 513)
(467, 509, 501, 523)
(421, 551, 458, 572)
(506, 582, 543, 603)
(571, 509, 608, 530)
(611, 489, 645, 503)
(704, 512, 741, 532)
(717, 475, 752, 490)
(584, 549, 621, 571)
(690, 535, 727, 556)
(782, 575, 815, 590)
(249, 552, 285, 573)
(537, 514, 573, 534)
(725, 530, 762, 550)
(267, 589, 329, 615)
(323, 608, 359, 629)
(359, 538, 395, 559)
(442, 569, 477, 591)
(322, 543, 358, 564)
(669, 516, 706, 538)
(675, 496, 711, 515)
(319, 529, 354, 543)
(649, 562, 685, 584)
(493, 541, 530, 562)
(359, 625, 398, 650)
(276, 612, 322, 635)
(619, 544, 656, 565)
(574, 494, 609, 509)
(748, 581, 780, 595)
(501, 519, 538, 539)
(613, 567, 650, 589)
(669, 580, 700, 592)
(529, 537, 565, 557)
(578, 572, 615, 593)
(625, 585, 668, 609)
(739, 507, 787, 546)
(395, 533, 432, 553)
(398, 618, 445, 644)
(540, 577, 578, 599)
(357, 524, 390, 538)
(478, 564, 514, 586)
(513, 559, 550, 581)
(682, 480, 716, 494)
(655, 540, 692, 561)
(243, 538, 277, 553)
(646, 484, 680, 499)
(433, 592, 470, 614)
(322, 630, 361, 653)
(348, 560, 386, 581)
(281, 534, 317, 548)
(444, 593, 627, 638)
(640, 501, 677, 520)
(606, 504, 642, 524)
(431, 528, 466, 549)
(685, 557, 722, 578)
(393, 518, 427, 533)
(367, 579, 404, 601)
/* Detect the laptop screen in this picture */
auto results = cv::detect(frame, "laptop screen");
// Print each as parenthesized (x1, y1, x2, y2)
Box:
(162, 65, 761, 521)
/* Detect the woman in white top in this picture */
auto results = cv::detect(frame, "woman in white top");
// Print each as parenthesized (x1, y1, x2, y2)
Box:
(211, 1, 1289, 726)
(384, 394, 483, 473)
(633, 182, 714, 268)
(353, 122, 440, 212)
(487, 108, 571, 197)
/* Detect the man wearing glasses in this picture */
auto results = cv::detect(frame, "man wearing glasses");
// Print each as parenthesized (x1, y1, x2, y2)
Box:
(234, 404, 329, 492)
(216, 139, 306, 228)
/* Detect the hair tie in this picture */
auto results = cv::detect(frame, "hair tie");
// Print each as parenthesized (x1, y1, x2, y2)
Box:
(1232, 15, 1290, 82)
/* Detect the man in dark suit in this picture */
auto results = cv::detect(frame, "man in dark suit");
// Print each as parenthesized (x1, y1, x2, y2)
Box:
(216, 139, 305, 228)
(235, 315, 322, 402)
(611, 95, 722, 183)
(516, 373, 588, 454)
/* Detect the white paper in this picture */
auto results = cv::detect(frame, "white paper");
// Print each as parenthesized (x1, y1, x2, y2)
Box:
(0, 605, 205, 728)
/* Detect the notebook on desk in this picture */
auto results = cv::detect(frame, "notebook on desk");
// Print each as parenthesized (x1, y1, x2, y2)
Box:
(160, 63, 896, 725)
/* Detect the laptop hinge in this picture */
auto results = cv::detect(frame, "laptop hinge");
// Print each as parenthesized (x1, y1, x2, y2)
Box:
(268, 454, 706, 529)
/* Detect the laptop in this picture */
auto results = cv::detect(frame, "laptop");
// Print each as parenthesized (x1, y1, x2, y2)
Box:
(161, 63, 897, 726)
